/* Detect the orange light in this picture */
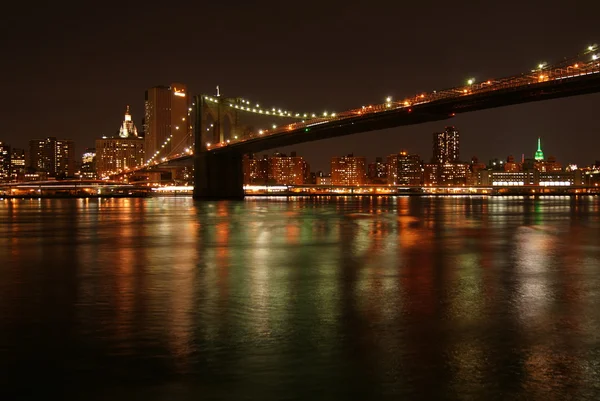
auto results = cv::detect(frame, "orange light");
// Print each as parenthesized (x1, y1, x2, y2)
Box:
(574, 64, 579, 68)
(486, 80, 491, 84)
(463, 89, 468, 93)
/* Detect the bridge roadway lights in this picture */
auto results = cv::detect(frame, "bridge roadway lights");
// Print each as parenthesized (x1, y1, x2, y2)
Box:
(193, 150, 245, 200)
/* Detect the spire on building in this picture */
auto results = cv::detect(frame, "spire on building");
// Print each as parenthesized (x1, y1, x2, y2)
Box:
(534, 137, 544, 161)
(119, 105, 138, 138)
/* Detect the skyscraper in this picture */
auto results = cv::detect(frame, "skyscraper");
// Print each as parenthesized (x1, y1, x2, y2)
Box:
(144, 83, 190, 164)
(534, 137, 545, 161)
(432, 126, 460, 164)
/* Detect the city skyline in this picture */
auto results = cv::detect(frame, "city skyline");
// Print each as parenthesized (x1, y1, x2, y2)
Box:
(1, 2, 599, 172)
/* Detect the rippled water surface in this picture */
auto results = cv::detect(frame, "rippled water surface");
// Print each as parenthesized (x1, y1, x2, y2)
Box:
(1, 196, 600, 400)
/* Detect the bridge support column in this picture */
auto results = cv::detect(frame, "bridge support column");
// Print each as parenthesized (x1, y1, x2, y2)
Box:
(193, 151, 244, 200)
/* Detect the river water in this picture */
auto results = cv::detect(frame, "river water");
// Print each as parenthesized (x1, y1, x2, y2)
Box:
(1, 196, 600, 400)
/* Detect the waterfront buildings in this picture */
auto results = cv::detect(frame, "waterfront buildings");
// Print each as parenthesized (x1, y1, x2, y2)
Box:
(243, 152, 309, 185)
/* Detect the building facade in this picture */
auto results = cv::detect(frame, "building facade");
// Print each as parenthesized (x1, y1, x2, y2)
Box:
(396, 152, 422, 186)
(331, 154, 367, 186)
(0, 142, 10, 182)
(268, 152, 310, 185)
(80, 148, 97, 179)
(28, 137, 75, 177)
(10, 148, 25, 181)
(433, 126, 460, 164)
(368, 157, 387, 184)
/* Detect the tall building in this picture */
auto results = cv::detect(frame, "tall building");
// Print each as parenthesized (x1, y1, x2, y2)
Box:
(0, 142, 10, 182)
(243, 154, 269, 184)
(10, 148, 26, 181)
(96, 107, 145, 178)
(396, 152, 422, 185)
(368, 157, 387, 184)
(28, 137, 75, 177)
(386, 154, 399, 184)
(144, 84, 190, 164)
(119, 106, 138, 138)
(331, 154, 367, 186)
(433, 126, 460, 164)
(268, 152, 310, 185)
(534, 137, 545, 161)
(81, 148, 97, 179)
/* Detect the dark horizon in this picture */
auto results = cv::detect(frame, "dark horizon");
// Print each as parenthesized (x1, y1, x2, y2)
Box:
(2, 1, 599, 171)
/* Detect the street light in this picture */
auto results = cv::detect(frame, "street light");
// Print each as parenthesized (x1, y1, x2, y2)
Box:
(467, 78, 475, 85)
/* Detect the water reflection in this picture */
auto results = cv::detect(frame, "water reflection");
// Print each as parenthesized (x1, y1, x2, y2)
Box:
(1, 196, 600, 399)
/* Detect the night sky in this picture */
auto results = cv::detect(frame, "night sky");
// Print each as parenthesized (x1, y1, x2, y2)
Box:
(2, 1, 599, 171)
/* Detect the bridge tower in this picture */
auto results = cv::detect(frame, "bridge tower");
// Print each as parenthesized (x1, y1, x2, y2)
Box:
(192, 91, 245, 200)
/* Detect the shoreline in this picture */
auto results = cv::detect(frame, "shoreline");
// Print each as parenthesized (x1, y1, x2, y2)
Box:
(1, 192, 599, 200)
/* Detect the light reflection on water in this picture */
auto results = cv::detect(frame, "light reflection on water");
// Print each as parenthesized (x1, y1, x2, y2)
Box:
(1, 196, 600, 400)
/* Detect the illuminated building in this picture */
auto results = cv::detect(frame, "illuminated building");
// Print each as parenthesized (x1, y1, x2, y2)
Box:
(10, 148, 25, 182)
(244, 152, 309, 185)
(331, 154, 366, 186)
(433, 126, 460, 164)
(119, 106, 138, 138)
(96, 107, 144, 178)
(268, 152, 310, 185)
(81, 148, 97, 179)
(316, 175, 332, 185)
(368, 157, 387, 184)
(243, 154, 269, 184)
(535, 155, 562, 172)
(488, 171, 536, 186)
(423, 163, 439, 186)
(396, 152, 422, 186)
(503, 155, 520, 172)
(386, 154, 399, 184)
(28, 137, 75, 177)
(0, 142, 10, 182)
(534, 137, 545, 161)
(438, 162, 470, 186)
(144, 83, 190, 164)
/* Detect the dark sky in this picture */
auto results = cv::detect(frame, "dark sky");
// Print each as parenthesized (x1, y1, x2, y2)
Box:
(2, 1, 599, 171)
